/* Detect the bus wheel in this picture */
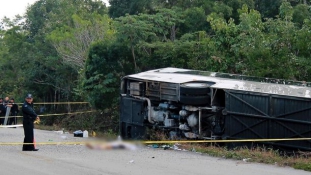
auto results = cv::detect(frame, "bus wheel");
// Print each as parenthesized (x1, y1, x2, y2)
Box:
(180, 83, 210, 95)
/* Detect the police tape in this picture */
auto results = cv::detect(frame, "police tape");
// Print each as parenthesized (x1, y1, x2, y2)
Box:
(0, 124, 23, 128)
(0, 111, 96, 119)
(0, 142, 87, 145)
(37, 111, 96, 117)
(142, 138, 311, 144)
(1, 137, 311, 145)
(15, 102, 89, 105)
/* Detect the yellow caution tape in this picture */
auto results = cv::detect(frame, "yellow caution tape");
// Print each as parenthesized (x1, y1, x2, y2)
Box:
(0, 142, 88, 145)
(0, 111, 96, 119)
(0, 124, 23, 128)
(16, 102, 89, 105)
(142, 138, 311, 144)
(0, 116, 19, 119)
(37, 111, 96, 117)
(0, 138, 311, 145)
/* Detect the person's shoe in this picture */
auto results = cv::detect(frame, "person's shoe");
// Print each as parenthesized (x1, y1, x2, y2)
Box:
(32, 149, 39, 151)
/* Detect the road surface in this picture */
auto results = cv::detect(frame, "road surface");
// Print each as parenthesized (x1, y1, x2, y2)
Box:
(0, 127, 309, 175)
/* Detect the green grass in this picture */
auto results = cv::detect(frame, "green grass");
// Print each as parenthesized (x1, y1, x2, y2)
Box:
(179, 143, 311, 172)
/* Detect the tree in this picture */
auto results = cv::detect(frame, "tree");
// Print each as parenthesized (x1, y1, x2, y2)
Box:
(293, 4, 311, 27)
(180, 7, 209, 34)
(21, 0, 108, 102)
(0, 25, 29, 97)
(226, 0, 255, 22)
(114, 14, 156, 71)
(48, 13, 114, 70)
(83, 42, 131, 109)
(108, 0, 153, 18)
(254, 0, 283, 18)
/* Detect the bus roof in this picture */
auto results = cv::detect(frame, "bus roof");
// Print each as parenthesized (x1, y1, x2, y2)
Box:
(127, 67, 311, 98)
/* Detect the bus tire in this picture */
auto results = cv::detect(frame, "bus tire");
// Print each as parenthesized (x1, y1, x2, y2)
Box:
(180, 83, 210, 95)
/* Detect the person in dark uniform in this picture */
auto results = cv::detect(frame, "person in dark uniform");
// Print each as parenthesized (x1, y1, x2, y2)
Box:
(22, 94, 39, 151)
(8, 98, 19, 126)
(0, 98, 6, 125)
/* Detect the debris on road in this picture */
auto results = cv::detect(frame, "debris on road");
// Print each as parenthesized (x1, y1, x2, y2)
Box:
(54, 130, 64, 134)
(73, 130, 83, 137)
(161, 145, 170, 150)
(152, 144, 159, 148)
(243, 158, 251, 162)
(85, 136, 140, 151)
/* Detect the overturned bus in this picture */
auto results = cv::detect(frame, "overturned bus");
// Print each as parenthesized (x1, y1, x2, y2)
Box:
(119, 67, 311, 150)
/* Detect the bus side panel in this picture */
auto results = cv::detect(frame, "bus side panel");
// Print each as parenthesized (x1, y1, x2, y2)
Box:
(269, 95, 311, 150)
(224, 90, 311, 150)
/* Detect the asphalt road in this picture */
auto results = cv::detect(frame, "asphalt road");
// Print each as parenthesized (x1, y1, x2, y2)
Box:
(0, 127, 309, 175)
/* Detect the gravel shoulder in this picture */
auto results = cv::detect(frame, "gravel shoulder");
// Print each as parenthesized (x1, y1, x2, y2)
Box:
(0, 127, 309, 175)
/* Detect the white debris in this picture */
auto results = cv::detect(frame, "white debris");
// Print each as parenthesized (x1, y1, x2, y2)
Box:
(54, 130, 63, 134)
(173, 144, 179, 150)
(242, 158, 251, 162)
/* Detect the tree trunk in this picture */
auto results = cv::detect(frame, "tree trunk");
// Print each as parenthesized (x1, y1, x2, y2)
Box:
(131, 45, 137, 71)
(54, 90, 57, 111)
(170, 25, 176, 41)
(66, 87, 71, 113)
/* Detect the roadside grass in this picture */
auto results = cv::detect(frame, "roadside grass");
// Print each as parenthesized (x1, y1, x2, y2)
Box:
(146, 130, 311, 172)
(174, 143, 311, 172)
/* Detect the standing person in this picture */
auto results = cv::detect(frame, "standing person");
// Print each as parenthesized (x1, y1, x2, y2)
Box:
(0, 98, 6, 125)
(22, 94, 39, 151)
(8, 98, 19, 126)
(4, 97, 10, 105)
(3, 96, 12, 125)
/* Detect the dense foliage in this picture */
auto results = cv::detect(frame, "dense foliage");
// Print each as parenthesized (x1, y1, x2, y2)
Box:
(1, 0, 311, 129)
